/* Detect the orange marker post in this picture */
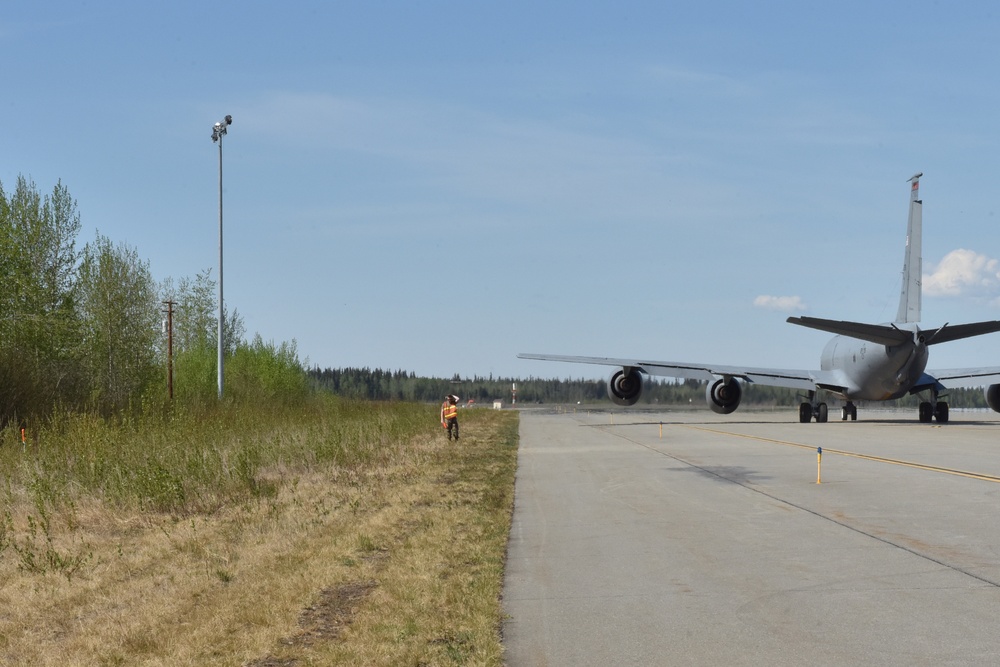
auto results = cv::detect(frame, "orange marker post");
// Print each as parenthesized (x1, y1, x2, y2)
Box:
(816, 447, 822, 484)
(659, 422, 663, 439)
(21, 428, 27, 449)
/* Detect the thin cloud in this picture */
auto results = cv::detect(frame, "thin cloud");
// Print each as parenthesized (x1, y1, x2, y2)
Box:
(753, 295, 806, 312)
(923, 249, 1000, 298)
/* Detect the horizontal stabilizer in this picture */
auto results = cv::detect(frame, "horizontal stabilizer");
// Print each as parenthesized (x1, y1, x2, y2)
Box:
(922, 320, 1000, 345)
(786, 316, 912, 346)
(788, 316, 1000, 347)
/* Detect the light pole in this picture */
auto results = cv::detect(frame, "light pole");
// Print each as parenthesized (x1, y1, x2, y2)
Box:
(211, 114, 232, 399)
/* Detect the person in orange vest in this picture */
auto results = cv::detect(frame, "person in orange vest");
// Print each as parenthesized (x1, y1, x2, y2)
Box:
(440, 395, 449, 430)
(441, 394, 459, 440)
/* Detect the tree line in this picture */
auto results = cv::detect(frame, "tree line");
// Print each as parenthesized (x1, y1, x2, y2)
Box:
(0, 175, 307, 424)
(4, 174, 991, 424)
(308, 367, 995, 410)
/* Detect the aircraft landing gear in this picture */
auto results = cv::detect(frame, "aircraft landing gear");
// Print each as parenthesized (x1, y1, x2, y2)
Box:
(799, 395, 828, 423)
(841, 401, 857, 421)
(918, 387, 949, 423)
(919, 400, 949, 423)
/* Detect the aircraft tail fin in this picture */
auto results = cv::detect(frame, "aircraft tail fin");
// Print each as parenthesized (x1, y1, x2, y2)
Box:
(896, 173, 923, 324)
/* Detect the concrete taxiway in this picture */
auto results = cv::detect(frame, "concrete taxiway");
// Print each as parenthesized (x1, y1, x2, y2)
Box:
(502, 408, 1000, 666)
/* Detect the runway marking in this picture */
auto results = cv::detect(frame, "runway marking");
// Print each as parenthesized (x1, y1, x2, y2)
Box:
(682, 425, 1000, 484)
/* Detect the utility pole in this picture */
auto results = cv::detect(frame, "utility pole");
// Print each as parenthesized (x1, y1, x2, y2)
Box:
(162, 300, 175, 399)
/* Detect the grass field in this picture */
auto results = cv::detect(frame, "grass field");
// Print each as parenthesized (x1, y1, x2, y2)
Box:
(0, 399, 519, 666)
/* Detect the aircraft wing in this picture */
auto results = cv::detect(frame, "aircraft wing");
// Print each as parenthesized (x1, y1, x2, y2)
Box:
(517, 353, 842, 392)
(921, 367, 1000, 389)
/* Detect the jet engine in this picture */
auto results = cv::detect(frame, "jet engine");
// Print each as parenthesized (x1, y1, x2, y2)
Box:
(985, 384, 1000, 413)
(607, 367, 643, 406)
(706, 377, 742, 414)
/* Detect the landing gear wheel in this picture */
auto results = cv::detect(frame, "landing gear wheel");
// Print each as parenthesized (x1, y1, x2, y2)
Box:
(816, 403, 828, 423)
(799, 402, 812, 423)
(918, 401, 933, 423)
(935, 401, 949, 423)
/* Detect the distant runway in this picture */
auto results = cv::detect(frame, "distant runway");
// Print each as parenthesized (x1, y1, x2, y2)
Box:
(502, 408, 1000, 666)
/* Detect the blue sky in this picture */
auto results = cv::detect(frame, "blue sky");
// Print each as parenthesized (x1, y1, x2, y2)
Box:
(4, 1, 1000, 381)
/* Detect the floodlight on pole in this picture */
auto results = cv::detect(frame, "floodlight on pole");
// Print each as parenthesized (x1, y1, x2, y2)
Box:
(211, 114, 232, 399)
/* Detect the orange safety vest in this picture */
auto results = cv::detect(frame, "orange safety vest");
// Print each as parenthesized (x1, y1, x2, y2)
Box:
(443, 404, 458, 420)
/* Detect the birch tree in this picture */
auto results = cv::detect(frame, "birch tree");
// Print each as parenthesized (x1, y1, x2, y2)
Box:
(77, 234, 160, 413)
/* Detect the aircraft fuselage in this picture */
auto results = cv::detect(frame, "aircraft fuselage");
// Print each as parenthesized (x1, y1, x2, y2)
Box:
(820, 332, 928, 401)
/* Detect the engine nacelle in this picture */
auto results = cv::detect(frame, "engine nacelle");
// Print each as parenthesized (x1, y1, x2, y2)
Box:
(985, 384, 1000, 413)
(607, 367, 643, 406)
(706, 377, 742, 414)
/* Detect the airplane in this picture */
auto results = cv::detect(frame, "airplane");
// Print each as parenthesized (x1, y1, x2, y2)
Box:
(519, 174, 1000, 423)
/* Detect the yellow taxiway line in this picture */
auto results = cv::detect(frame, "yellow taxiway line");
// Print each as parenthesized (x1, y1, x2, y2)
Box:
(684, 424, 1000, 484)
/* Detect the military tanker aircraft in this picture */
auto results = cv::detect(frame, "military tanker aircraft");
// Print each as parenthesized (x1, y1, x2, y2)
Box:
(520, 174, 1000, 423)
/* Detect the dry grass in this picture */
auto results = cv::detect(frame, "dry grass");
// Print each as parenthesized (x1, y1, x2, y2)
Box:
(0, 404, 518, 666)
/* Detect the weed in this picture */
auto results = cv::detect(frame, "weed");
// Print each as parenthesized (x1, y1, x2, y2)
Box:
(0, 508, 11, 557)
(10, 508, 92, 580)
(357, 533, 378, 553)
(136, 460, 186, 511)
